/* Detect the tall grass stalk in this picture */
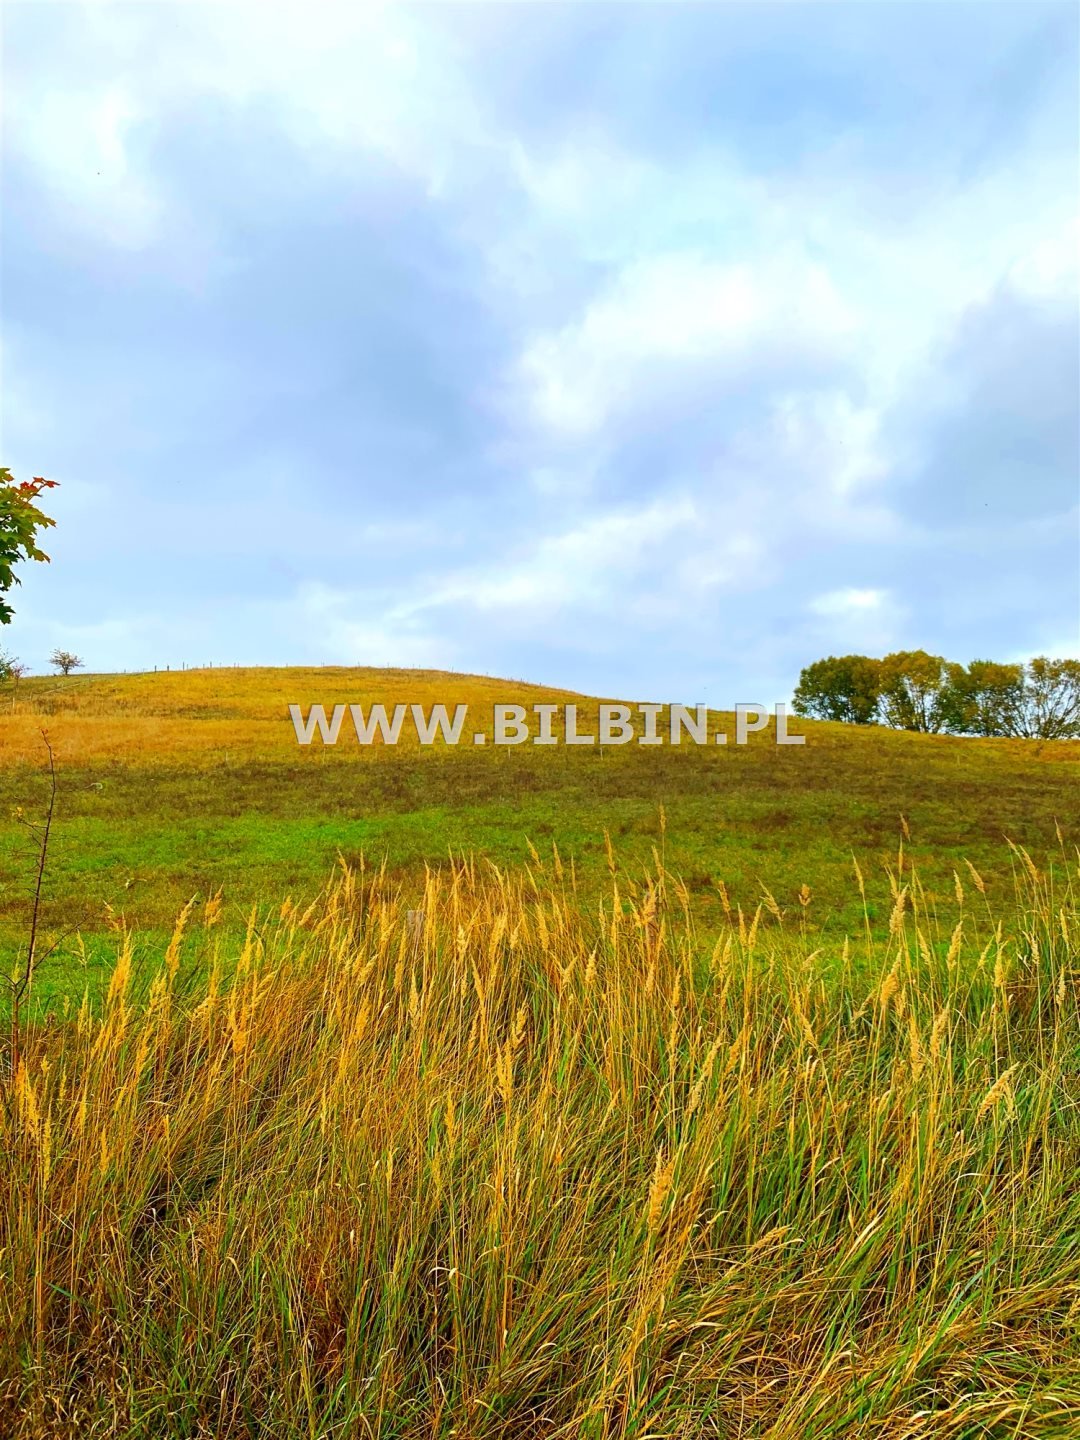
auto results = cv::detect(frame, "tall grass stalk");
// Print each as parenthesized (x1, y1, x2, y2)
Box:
(1, 844, 1078, 1438)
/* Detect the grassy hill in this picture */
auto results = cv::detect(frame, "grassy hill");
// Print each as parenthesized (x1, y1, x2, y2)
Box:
(1, 665, 1077, 1007)
(2, 667, 1079, 1435)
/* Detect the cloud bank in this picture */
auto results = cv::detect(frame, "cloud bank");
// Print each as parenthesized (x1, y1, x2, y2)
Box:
(3, 1, 1077, 700)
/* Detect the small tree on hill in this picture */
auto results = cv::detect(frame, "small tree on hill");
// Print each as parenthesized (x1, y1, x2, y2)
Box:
(50, 649, 84, 677)
(792, 654, 882, 724)
(0, 468, 58, 625)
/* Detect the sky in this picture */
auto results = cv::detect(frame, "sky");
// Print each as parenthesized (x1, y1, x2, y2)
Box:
(2, 0, 1078, 706)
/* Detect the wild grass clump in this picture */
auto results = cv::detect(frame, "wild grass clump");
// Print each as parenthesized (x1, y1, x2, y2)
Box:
(1, 843, 1078, 1438)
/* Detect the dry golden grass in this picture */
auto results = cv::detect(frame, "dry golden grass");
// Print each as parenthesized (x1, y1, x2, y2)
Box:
(1, 839, 1077, 1438)
(0, 668, 595, 765)
(4, 665, 1078, 766)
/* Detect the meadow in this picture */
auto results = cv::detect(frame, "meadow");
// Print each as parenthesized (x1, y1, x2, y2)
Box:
(0, 668, 1078, 1437)
(1, 831, 1078, 1437)
(0, 666, 1076, 1010)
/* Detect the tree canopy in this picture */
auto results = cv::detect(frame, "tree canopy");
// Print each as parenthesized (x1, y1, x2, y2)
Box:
(792, 655, 883, 725)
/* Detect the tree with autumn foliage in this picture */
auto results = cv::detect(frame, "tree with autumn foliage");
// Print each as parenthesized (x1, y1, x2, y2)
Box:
(792, 654, 883, 724)
(0, 468, 58, 624)
(945, 659, 1026, 737)
(877, 650, 963, 734)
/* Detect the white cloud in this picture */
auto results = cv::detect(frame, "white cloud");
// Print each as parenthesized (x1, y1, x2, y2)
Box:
(516, 250, 860, 437)
(275, 491, 776, 668)
(810, 588, 889, 617)
(290, 583, 450, 669)
(1007, 217, 1080, 303)
(4, 2, 492, 252)
(803, 587, 903, 656)
(768, 392, 891, 499)
(411, 495, 701, 616)
(11, 82, 162, 249)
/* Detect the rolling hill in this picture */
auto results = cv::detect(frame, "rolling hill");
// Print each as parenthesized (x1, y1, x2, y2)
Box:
(1, 665, 1076, 1003)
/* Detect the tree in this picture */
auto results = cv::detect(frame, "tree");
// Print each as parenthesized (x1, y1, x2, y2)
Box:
(878, 650, 961, 733)
(0, 468, 58, 624)
(792, 655, 882, 724)
(50, 649, 84, 677)
(1011, 657, 1080, 740)
(944, 659, 1026, 737)
(0, 651, 28, 713)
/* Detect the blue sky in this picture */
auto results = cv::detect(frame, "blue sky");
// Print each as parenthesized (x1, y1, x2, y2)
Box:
(3, 0, 1077, 705)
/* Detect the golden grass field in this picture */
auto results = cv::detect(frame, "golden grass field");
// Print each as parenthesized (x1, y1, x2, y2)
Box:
(0, 668, 1077, 1437)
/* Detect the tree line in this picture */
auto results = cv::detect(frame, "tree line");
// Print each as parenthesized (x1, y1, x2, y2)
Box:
(792, 650, 1080, 740)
